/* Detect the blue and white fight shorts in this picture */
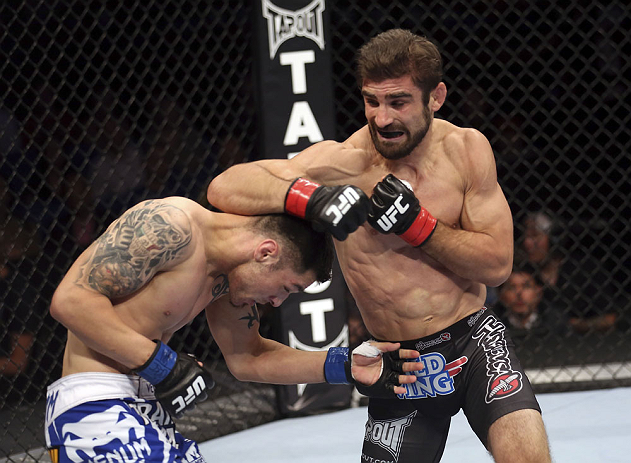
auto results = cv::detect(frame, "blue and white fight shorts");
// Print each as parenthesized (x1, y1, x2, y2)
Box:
(45, 373, 206, 462)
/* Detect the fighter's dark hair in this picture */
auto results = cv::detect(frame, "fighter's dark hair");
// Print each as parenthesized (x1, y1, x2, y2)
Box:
(355, 28, 443, 104)
(255, 214, 334, 284)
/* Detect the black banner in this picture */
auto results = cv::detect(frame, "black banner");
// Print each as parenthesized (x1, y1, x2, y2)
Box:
(253, 0, 352, 416)
(254, 0, 336, 159)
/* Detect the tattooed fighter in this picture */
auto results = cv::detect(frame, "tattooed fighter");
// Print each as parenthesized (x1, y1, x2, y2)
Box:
(44, 197, 422, 462)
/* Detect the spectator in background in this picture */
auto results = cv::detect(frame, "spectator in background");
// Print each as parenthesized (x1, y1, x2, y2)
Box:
(495, 261, 569, 339)
(517, 210, 617, 334)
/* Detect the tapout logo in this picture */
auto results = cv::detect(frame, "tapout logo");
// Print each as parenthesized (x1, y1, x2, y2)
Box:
(364, 411, 416, 461)
(262, 0, 325, 59)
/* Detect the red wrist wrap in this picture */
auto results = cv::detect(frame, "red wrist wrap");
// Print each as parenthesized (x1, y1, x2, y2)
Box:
(284, 178, 320, 218)
(400, 207, 437, 247)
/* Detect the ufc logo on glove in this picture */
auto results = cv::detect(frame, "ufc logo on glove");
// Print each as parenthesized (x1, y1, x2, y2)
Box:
(284, 178, 371, 241)
(325, 187, 362, 225)
(375, 195, 410, 232)
(171, 376, 208, 414)
(367, 174, 437, 247)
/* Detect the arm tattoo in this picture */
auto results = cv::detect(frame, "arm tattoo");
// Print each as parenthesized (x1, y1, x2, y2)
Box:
(75, 200, 192, 298)
(239, 305, 260, 329)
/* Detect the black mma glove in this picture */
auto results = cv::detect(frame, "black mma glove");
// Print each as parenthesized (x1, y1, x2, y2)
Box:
(354, 349, 407, 399)
(284, 177, 370, 241)
(367, 174, 437, 247)
(323, 343, 408, 398)
(134, 341, 215, 419)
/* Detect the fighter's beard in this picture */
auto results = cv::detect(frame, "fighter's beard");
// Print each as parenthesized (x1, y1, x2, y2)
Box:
(369, 107, 432, 160)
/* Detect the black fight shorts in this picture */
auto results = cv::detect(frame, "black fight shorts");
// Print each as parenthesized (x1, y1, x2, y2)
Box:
(362, 308, 540, 463)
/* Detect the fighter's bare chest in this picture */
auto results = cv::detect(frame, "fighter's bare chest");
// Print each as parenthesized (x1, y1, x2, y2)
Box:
(128, 271, 228, 332)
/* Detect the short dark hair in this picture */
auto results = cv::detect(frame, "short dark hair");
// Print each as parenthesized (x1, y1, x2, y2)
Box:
(255, 214, 334, 284)
(355, 29, 443, 104)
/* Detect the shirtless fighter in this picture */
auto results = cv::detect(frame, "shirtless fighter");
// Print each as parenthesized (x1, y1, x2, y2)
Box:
(207, 29, 551, 462)
(44, 196, 421, 462)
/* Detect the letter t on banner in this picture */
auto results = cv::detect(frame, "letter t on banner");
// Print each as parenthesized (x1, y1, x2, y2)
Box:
(255, 0, 336, 159)
(253, 0, 352, 416)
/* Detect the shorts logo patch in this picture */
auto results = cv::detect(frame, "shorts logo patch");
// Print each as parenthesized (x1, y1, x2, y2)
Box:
(415, 332, 451, 351)
(399, 353, 468, 399)
(364, 411, 416, 461)
(46, 390, 59, 422)
(467, 307, 487, 327)
(488, 373, 523, 400)
(472, 315, 524, 403)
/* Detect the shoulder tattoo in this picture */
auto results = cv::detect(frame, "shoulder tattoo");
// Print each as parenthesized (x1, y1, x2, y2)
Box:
(75, 200, 192, 298)
(239, 304, 260, 329)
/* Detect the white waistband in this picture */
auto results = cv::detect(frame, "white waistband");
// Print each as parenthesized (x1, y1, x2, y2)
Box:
(45, 373, 155, 424)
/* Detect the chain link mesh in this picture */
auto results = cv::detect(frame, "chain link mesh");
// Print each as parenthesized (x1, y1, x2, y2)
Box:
(1, 0, 629, 460)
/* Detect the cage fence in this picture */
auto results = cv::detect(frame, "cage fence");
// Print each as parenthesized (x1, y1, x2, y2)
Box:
(0, 0, 629, 461)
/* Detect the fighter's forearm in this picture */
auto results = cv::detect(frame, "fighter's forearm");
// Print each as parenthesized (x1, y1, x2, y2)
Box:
(50, 290, 156, 369)
(227, 338, 327, 384)
(422, 221, 513, 287)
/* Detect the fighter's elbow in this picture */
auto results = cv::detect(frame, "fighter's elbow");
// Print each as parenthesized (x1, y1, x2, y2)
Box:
(48, 290, 71, 325)
(223, 355, 251, 382)
(206, 177, 224, 204)
(483, 256, 512, 287)
(484, 270, 510, 288)
(49, 289, 89, 327)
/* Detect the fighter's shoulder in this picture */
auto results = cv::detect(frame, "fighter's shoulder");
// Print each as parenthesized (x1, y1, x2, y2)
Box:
(439, 121, 493, 164)
(123, 196, 188, 223)
(438, 122, 497, 191)
(114, 197, 196, 250)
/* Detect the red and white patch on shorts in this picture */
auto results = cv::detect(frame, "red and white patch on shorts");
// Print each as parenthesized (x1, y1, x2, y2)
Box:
(487, 372, 523, 401)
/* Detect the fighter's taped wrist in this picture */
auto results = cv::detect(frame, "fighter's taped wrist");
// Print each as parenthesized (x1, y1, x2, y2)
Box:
(324, 347, 353, 384)
(399, 207, 437, 247)
(352, 341, 384, 379)
(134, 341, 177, 385)
(284, 177, 321, 218)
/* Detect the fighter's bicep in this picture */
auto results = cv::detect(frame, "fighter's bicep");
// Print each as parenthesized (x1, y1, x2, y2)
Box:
(288, 140, 370, 185)
(461, 132, 513, 239)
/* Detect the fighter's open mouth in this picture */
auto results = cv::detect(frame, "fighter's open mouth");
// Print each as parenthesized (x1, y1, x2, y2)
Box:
(379, 130, 404, 139)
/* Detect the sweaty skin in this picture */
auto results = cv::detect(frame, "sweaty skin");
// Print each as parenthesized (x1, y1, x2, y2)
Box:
(207, 77, 513, 341)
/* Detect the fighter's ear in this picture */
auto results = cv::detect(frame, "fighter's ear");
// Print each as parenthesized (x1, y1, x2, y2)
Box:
(254, 239, 280, 263)
(430, 82, 447, 111)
